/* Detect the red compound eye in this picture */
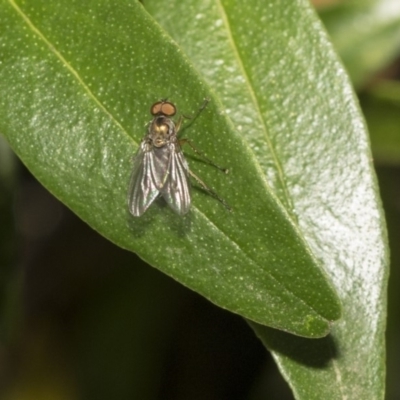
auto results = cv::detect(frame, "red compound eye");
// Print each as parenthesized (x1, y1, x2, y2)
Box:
(150, 101, 176, 116)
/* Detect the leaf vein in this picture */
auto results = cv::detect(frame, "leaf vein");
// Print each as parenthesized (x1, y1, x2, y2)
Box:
(216, 0, 293, 209)
(8, 0, 138, 146)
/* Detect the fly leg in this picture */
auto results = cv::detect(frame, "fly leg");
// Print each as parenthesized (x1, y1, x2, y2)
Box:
(175, 98, 210, 132)
(175, 98, 230, 210)
(176, 98, 228, 173)
(188, 169, 232, 212)
(180, 139, 228, 174)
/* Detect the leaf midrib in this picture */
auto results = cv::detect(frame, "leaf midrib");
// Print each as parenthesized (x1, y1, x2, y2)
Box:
(216, 0, 294, 211)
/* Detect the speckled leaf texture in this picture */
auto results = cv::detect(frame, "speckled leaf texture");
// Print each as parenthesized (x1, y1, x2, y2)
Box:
(142, 0, 389, 399)
(0, 0, 342, 338)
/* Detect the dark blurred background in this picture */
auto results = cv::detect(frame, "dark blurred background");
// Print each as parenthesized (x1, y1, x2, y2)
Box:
(0, 159, 294, 399)
(1, 1, 400, 399)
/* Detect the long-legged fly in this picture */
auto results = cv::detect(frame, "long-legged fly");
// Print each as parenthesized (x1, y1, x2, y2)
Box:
(128, 99, 230, 216)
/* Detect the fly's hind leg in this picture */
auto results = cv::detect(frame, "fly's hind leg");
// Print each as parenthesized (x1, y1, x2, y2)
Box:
(188, 169, 231, 212)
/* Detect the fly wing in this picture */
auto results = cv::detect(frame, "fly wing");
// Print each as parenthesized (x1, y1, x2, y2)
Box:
(128, 142, 170, 216)
(161, 143, 191, 215)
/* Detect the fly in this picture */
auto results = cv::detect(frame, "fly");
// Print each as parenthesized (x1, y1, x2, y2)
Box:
(128, 99, 230, 216)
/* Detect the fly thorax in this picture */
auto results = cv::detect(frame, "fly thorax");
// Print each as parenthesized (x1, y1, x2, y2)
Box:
(150, 117, 175, 148)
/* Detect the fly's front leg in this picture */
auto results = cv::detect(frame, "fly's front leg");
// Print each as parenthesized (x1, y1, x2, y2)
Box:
(181, 98, 210, 120)
(176, 98, 210, 134)
(175, 115, 185, 133)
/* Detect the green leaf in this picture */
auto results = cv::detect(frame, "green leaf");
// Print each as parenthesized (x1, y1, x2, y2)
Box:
(143, 0, 388, 398)
(0, 0, 341, 337)
(319, 0, 400, 88)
